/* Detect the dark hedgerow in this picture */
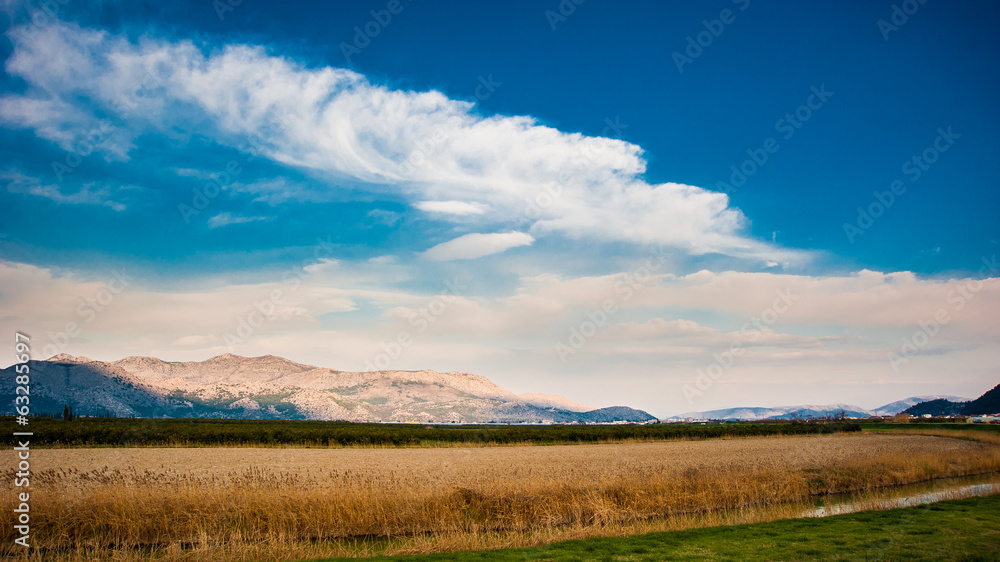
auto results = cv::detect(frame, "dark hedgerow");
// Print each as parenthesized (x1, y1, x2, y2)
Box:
(0, 417, 860, 447)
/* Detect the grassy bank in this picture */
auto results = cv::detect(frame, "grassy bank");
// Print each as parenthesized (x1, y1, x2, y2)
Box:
(308, 494, 1000, 561)
(0, 416, 860, 447)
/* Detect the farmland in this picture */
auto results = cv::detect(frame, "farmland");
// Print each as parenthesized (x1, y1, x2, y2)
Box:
(3, 430, 999, 561)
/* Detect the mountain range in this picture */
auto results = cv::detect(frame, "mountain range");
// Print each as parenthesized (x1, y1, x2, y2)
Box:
(666, 395, 972, 421)
(5, 353, 994, 423)
(1, 354, 655, 424)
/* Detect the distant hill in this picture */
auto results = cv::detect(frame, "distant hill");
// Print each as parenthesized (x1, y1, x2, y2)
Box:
(903, 399, 965, 416)
(963, 383, 1000, 415)
(0, 354, 654, 424)
(668, 395, 974, 421)
(871, 395, 970, 416)
(903, 383, 1000, 417)
(577, 406, 656, 423)
(667, 404, 872, 421)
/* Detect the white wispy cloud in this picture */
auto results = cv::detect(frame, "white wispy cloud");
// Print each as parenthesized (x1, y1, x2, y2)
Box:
(415, 200, 487, 215)
(229, 178, 325, 205)
(423, 232, 535, 261)
(2, 170, 127, 211)
(0, 20, 805, 264)
(206, 212, 269, 229)
(366, 208, 402, 227)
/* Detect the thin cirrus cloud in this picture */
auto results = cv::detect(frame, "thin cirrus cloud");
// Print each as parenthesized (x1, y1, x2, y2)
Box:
(206, 212, 270, 229)
(2, 169, 127, 211)
(423, 232, 535, 261)
(415, 200, 487, 216)
(0, 20, 805, 264)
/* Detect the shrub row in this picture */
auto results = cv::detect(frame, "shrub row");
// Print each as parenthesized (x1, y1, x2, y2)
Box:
(0, 417, 861, 447)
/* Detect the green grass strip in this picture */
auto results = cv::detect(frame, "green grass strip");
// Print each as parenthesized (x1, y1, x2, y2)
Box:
(309, 494, 1000, 561)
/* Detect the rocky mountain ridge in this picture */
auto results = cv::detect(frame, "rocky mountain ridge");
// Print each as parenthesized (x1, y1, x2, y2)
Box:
(2, 354, 655, 424)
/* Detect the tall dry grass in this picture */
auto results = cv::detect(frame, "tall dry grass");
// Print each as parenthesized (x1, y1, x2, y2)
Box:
(2, 432, 999, 561)
(866, 427, 1000, 445)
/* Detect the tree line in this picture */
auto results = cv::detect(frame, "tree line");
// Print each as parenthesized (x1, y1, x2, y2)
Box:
(0, 417, 861, 447)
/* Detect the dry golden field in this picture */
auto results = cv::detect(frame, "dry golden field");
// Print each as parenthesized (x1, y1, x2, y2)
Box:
(4, 432, 1000, 561)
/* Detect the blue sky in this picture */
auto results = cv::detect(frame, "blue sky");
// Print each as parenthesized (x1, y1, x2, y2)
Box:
(1, 0, 998, 416)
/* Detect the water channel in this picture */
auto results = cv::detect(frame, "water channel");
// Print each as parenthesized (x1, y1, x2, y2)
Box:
(802, 471, 1000, 518)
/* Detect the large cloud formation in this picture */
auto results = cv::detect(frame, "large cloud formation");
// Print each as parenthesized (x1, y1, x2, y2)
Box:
(1, 20, 800, 262)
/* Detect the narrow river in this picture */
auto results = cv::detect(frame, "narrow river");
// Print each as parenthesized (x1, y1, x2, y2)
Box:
(803, 472, 1000, 518)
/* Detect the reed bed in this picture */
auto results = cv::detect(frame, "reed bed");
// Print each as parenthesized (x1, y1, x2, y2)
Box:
(3, 432, 999, 561)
